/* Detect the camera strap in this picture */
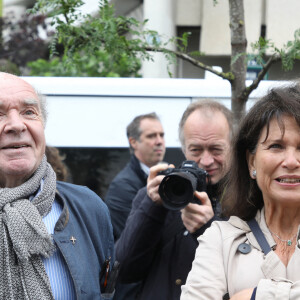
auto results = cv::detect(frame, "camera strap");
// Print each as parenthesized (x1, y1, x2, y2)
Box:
(247, 218, 272, 255)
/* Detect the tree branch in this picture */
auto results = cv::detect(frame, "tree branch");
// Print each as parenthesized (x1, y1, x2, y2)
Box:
(242, 54, 281, 100)
(144, 45, 234, 81)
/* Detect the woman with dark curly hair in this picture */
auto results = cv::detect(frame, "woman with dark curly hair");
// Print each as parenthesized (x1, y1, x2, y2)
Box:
(181, 82, 300, 300)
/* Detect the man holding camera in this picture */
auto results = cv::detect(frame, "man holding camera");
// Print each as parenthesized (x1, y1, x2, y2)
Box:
(115, 100, 233, 300)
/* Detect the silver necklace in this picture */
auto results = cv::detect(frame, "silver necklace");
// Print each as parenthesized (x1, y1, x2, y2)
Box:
(269, 230, 298, 246)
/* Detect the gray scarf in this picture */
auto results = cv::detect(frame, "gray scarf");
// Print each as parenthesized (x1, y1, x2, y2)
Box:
(0, 155, 57, 300)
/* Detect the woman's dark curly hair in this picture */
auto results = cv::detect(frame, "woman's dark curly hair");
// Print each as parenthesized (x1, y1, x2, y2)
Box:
(45, 146, 69, 182)
(222, 82, 300, 220)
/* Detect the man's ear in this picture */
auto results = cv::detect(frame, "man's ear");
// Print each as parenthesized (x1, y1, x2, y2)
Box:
(246, 150, 256, 179)
(129, 137, 138, 150)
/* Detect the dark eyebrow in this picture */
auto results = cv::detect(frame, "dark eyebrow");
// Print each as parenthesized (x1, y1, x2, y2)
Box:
(261, 138, 283, 145)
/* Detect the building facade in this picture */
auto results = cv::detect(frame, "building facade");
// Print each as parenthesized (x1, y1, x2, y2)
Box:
(112, 0, 300, 80)
(3, 0, 300, 79)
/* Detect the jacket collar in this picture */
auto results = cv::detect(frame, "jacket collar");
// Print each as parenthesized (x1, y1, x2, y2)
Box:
(130, 154, 148, 183)
(228, 208, 277, 252)
(54, 189, 69, 232)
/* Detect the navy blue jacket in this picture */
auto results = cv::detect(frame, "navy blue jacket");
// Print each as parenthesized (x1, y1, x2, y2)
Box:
(115, 186, 222, 300)
(105, 155, 147, 299)
(54, 181, 115, 300)
(105, 154, 148, 241)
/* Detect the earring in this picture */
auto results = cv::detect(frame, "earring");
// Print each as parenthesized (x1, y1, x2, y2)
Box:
(252, 170, 257, 178)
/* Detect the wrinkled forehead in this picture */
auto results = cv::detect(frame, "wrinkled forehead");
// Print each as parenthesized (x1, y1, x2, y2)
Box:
(0, 73, 39, 103)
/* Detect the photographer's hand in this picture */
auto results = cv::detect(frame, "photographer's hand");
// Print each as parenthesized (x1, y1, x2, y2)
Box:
(147, 163, 174, 205)
(181, 191, 214, 233)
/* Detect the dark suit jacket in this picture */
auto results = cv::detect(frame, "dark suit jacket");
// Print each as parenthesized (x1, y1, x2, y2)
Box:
(105, 155, 148, 299)
(105, 154, 148, 240)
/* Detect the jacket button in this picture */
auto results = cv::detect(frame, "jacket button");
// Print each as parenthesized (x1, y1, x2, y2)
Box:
(175, 279, 182, 285)
(237, 243, 251, 254)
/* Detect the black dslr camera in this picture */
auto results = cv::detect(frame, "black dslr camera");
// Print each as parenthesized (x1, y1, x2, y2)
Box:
(158, 160, 208, 211)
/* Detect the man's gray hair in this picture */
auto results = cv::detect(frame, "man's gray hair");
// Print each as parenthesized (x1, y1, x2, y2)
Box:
(178, 99, 234, 151)
(127, 112, 160, 153)
(36, 91, 48, 126)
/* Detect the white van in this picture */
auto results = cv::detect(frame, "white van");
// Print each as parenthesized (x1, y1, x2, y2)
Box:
(23, 76, 283, 148)
(22, 76, 285, 197)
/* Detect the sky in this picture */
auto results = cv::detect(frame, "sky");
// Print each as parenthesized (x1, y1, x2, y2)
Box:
(79, 0, 100, 15)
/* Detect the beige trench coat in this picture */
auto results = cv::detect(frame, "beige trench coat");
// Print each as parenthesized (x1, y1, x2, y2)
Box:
(181, 208, 300, 300)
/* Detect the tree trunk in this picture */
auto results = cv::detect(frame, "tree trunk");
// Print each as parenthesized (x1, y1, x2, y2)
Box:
(229, 0, 247, 125)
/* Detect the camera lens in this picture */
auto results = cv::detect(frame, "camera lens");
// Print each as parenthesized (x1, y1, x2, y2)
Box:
(158, 172, 197, 210)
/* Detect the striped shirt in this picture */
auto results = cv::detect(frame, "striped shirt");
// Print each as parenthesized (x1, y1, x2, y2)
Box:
(42, 199, 76, 299)
(31, 181, 76, 299)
